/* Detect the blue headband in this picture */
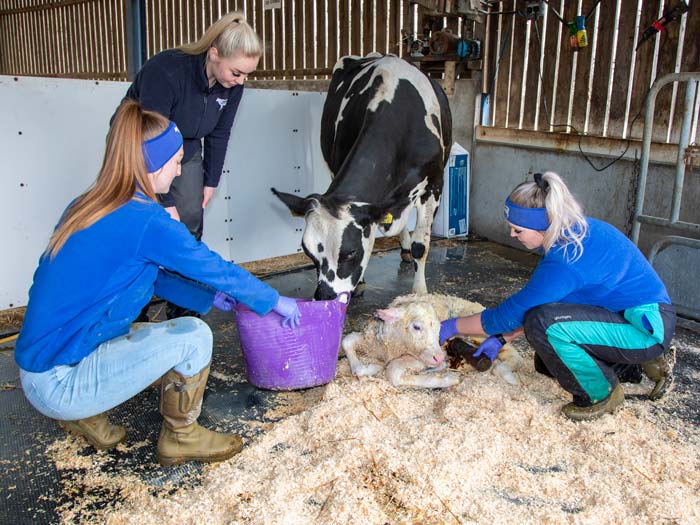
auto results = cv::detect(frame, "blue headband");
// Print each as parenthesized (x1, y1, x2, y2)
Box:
(142, 122, 183, 172)
(504, 197, 550, 231)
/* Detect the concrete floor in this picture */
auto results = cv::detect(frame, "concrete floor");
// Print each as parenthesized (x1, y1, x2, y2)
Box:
(0, 239, 698, 524)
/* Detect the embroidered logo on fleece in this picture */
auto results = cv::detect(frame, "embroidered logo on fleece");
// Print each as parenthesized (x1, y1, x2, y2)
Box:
(216, 98, 228, 111)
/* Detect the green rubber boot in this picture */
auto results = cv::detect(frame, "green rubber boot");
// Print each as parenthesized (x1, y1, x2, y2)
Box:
(58, 413, 127, 450)
(561, 384, 624, 421)
(642, 346, 676, 401)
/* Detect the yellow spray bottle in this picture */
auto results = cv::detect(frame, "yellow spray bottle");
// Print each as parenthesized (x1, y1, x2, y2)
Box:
(576, 15, 588, 48)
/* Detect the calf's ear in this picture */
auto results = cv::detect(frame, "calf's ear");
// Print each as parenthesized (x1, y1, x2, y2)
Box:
(271, 188, 319, 217)
(375, 308, 401, 324)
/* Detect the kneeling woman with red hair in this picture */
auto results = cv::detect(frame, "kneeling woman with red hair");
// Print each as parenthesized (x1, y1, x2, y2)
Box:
(15, 100, 301, 465)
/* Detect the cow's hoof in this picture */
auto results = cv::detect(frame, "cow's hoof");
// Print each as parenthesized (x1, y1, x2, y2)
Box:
(400, 249, 412, 263)
(352, 282, 366, 298)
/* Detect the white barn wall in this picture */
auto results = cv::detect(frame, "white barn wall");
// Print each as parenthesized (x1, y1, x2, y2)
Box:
(0, 76, 329, 309)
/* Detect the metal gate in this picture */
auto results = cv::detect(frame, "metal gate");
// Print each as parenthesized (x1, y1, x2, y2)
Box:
(632, 71, 700, 330)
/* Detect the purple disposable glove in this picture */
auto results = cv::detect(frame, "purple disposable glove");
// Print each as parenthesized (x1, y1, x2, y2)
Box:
(273, 295, 302, 329)
(213, 291, 237, 312)
(439, 318, 460, 345)
(473, 335, 505, 361)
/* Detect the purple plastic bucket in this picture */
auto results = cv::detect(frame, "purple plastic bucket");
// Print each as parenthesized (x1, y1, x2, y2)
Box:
(234, 293, 350, 390)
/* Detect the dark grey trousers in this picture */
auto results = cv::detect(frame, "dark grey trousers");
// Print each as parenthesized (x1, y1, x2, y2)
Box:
(158, 152, 205, 241)
(154, 151, 205, 319)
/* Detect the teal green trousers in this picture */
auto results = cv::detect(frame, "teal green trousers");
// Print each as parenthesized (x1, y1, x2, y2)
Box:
(523, 302, 675, 406)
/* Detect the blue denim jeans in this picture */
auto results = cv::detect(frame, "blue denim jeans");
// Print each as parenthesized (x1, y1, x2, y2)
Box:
(19, 317, 212, 421)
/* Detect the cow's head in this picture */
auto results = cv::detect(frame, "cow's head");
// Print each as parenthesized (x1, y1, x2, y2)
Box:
(272, 188, 395, 300)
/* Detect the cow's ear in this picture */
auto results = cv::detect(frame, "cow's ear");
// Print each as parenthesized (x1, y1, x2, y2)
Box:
(358, 193, 410, 225)
(271, 188, 318, 217)
(375, 308, 401, 324)
(360, 201, 400, 225)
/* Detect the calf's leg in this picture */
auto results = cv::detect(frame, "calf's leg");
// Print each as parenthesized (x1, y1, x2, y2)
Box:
(386, 356, 460, 388)
(341, 333, 383, 377)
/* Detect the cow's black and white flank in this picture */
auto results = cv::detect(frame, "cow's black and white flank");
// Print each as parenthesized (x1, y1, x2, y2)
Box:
(273, 53, 452, 300)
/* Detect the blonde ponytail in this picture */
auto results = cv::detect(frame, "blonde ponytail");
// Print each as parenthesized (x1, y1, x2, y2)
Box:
(508, 171, 588, 261)
(179, 12, 262, 58)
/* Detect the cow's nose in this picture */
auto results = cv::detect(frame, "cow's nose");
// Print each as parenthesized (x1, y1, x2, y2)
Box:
(314, 281, 337, 301)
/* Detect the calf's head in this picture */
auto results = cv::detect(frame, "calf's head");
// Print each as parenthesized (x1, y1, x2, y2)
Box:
(375, 303, 446, 367)
(272, 188, 394, 300)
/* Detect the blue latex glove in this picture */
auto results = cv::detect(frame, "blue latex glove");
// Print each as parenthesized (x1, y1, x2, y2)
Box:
(439, 318, 460, 345)
(213, 291, 237, 312)
(473, 335, 505, 361)
(273, 295, 302, 329)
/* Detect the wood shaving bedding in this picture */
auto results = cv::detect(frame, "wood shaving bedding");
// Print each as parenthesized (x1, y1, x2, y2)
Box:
(49, 354, 699, 525)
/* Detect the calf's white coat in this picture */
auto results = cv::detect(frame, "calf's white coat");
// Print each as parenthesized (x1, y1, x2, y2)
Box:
(341, 293, 523, 388)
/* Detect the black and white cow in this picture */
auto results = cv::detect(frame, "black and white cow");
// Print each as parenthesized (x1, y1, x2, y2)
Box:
(272, 54, 452, 300)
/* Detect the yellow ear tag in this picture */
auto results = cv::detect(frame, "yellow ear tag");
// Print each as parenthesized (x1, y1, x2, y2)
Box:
(381, 212, 393, 224)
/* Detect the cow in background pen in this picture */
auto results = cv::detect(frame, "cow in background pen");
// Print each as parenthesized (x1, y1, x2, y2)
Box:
(273, 53, 452, 300)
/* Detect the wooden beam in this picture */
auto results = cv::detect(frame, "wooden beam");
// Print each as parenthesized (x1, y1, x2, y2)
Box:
(443, 60, 456, 95)
(411, 0, 436, 11)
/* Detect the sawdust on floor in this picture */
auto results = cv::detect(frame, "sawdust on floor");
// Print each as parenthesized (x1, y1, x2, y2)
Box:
(46, 349, 700, 524)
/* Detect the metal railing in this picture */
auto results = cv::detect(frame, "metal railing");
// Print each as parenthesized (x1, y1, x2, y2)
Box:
(632, 72, 700, 329)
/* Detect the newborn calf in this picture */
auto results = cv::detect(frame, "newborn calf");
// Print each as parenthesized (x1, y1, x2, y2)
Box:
(341, 293, 522, 388)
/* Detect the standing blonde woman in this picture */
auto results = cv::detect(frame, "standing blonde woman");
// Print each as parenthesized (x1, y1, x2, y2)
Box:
(121, 12, 262, 319)
(439, 172, 676, 421)
(16, 101, 300, 466)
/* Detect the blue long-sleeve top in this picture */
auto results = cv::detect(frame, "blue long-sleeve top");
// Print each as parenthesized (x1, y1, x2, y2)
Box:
(481, 218, 671, 335)
(15, 195, 279, 373)
(123, 49, 243, 206)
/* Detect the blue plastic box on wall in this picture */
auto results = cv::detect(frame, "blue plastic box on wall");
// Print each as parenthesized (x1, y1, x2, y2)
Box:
(432, 143, 469, 238)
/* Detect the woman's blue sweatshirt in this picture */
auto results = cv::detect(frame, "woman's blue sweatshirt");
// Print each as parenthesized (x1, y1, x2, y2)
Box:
(15, 196, 279, 373)
(481, 218, 671, 334)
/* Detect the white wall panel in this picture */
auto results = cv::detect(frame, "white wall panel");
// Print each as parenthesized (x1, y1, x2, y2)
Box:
(222, 90, 330, 263)
(0, 75, 328, 309)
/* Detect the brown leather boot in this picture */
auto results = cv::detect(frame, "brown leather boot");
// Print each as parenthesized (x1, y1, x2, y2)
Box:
(561, 384, 624, 421)
(58, 413, 127, 450)
(156, 365, 243, 466)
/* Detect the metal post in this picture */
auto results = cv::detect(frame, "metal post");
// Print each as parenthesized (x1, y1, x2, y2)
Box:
(631, 72, 700, 244)
(670, 81, 698, 223)
(125, 0, 145, 81)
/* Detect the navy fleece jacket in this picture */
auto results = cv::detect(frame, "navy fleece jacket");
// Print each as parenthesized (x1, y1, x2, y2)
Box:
(481, 218, 671, 334)
(124, 50, 243, 206)
(15, 195, 279, 373)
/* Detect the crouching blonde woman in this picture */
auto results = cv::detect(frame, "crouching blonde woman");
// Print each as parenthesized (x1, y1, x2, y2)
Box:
(440, 172, 676, 420)
(15, 100, 301, 465)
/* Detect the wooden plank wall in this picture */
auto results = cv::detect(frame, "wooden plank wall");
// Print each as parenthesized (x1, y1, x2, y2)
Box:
(0, 0, 414, 81)
(0, 0, 127, 79)
(1, 1, 696, 145)
(486, 0, 700, 144)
